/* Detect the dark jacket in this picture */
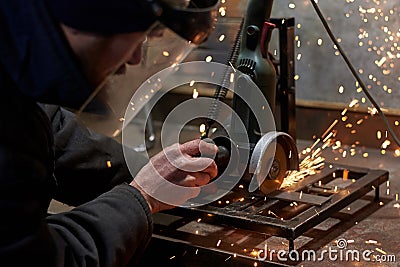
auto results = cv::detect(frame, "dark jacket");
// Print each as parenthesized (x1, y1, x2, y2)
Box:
(0, 0, 151, 266)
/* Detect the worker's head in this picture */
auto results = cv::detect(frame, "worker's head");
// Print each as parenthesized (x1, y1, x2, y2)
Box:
(60, 25, 148, 89)
(46, 0, 218, 88)
(45, 0, 218, 137)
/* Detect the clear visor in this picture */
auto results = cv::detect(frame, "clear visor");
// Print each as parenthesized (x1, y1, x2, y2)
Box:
(76, 23, 196, 138)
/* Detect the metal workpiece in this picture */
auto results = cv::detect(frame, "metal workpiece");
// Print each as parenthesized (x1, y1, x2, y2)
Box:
(157, 164, 389, 259)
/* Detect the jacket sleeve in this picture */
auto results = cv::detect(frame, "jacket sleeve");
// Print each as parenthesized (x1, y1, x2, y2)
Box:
(47, 183, 154, 267)
(40, 104, 149, 207)
(0, 99, 152, 266)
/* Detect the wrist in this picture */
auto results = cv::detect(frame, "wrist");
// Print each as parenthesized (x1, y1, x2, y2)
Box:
(130, 180, 159, 214)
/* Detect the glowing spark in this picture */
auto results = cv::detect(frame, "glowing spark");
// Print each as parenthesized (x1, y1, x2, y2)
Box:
(217, 240, 221, 247)
(368, 107, 378, 115)
(230, 72, 235, 82)
(343, 169, 349, 180)
(322, 120, 338, 139)
(250, 250, 259, 257)
(376, 56, 387, 67)
(377, 130, 382, 140)
(268, 210, 280, 219)
(348, 99, 359, 108)
(323, 133, 333, 144)
(381, 139, 391, 149)
(112, 129, 121, 137)
(106, 161, 112, 168)
(375, 248, 387, 255)
(218, 6, 226, 17)
(310, 138, 321, 151)
(192, 89, 199, 99)
(199, 124, 206, 133)
(205, 56, 213, 62)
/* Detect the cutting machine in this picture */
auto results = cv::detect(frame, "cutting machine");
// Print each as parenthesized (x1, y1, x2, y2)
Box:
(204, 0, 299, 195)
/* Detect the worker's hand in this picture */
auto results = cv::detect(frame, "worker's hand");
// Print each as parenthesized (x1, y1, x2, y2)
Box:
(130, 139, 218, 213)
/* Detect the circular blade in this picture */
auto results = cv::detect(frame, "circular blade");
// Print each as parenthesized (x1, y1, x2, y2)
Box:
(259, 143, 288, 194)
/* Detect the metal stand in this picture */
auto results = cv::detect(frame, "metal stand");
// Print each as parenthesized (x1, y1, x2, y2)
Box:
(270, 17, 296, 139)
(162, 164, 388, 252)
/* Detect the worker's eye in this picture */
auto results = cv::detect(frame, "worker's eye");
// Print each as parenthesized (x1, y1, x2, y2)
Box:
(148, 24, 165, 39)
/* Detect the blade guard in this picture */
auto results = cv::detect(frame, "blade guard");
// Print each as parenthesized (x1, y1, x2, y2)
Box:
(248, 131, 299, 194)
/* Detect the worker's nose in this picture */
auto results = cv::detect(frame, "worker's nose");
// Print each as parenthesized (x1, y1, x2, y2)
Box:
(127, 36, 147, 66)
(127, 46, 143, 66)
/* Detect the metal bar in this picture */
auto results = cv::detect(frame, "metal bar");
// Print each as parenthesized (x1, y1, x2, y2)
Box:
(290, 169, 388, 238)
(270, 17, 296, 139)
(269, 191, 330, 206)
(140, 234, 291, 267)
(375, 185, 380, 202)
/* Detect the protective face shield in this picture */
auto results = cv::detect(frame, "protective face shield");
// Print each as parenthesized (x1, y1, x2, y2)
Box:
(76, 0, 219, 138)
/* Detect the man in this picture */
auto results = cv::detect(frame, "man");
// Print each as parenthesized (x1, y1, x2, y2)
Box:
(0, 0, 218, 266)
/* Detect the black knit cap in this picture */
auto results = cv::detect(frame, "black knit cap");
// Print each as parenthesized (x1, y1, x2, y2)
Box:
(45, 0, 162, 34)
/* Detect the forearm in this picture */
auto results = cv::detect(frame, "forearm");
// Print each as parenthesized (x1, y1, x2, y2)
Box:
(40, 104, 148, 206)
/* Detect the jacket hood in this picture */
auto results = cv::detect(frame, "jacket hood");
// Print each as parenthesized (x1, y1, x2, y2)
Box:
(0, 0, 92, 109)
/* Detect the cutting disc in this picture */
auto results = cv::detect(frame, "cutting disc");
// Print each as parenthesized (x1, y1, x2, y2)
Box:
(259, 143, 288, 194)
(248, 131, 299, 195)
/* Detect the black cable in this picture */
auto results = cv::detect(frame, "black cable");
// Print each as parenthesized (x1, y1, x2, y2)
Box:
(203, 18, 244, 139)
(310, 0, 400, 147)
